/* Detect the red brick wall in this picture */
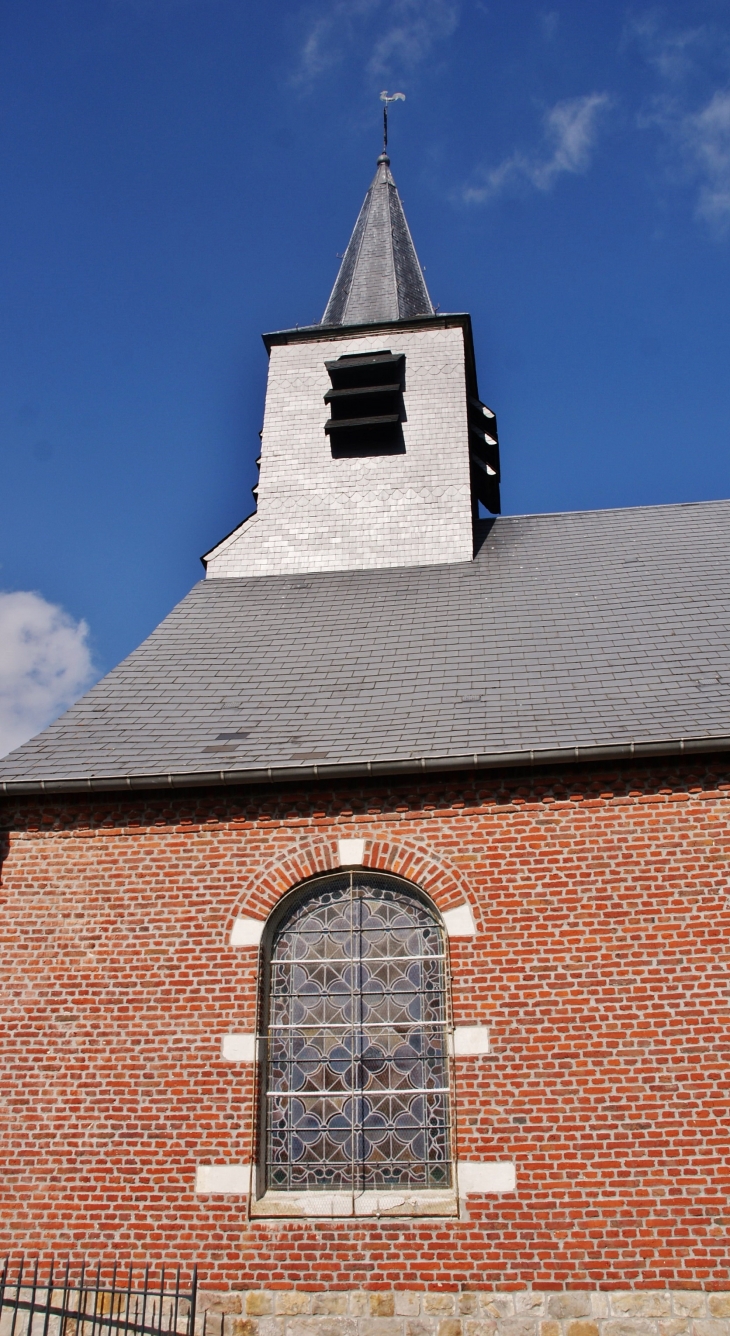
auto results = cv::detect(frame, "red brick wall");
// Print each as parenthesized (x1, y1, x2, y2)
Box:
(1, 759, 729, 1290)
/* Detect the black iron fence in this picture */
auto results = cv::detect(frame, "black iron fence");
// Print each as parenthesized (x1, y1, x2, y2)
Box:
(0, 1258, 204, 1336)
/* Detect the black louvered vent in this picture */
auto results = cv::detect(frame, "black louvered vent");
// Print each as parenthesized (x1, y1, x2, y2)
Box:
(324, 351, 405, 457)
(468, 396, 501, 514)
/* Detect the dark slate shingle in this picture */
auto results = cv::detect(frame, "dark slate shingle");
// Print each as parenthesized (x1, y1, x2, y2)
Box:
(1, 499, 729, 788)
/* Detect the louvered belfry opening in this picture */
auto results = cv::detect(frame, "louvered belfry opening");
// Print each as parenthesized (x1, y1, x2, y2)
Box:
(324, 350, 406, 457)
(468, 396, 501, 515)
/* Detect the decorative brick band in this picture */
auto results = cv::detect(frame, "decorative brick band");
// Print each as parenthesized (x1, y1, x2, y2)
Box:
(195, 1290, 730, 1336)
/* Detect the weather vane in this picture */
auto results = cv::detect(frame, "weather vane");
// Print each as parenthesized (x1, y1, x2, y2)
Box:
(380, 90, 405, 153)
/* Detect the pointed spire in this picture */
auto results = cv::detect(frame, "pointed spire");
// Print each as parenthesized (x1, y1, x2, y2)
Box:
(322, 153, 434, 326)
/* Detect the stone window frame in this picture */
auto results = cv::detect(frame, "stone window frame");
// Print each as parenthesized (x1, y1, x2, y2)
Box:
(250, 869, 459, 1219)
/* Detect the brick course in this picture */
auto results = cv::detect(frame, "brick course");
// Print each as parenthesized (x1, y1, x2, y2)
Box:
(1, 758, 729, 1290)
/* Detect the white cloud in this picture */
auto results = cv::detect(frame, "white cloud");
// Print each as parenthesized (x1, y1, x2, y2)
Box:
(539, 11, 560, 42)
(367, 0, 458, 77)
(294, 0, 375, 85)
(681, 90, 730, 231)
(463, 93, 612, 204)
(629, 13, 730, 235)
(0, 591, 94, 759)
(626, 14, 709, 83)
(292, 0, 458, 87)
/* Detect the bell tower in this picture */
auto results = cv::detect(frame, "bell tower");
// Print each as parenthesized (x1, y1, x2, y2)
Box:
(203, 151, 500, 579)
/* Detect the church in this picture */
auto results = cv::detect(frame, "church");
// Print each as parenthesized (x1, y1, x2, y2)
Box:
(1, 143, 729, 1336)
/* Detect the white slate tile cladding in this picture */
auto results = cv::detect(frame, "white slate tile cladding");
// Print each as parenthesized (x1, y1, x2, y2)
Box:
(205, 325, 473, 578)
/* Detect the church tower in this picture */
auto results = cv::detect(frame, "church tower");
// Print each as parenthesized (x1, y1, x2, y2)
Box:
(3, 123, 728, 1323)
(203, 150, 500, 578)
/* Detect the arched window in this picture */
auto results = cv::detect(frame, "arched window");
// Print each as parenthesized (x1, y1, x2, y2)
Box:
(257, 871, 453, 1213)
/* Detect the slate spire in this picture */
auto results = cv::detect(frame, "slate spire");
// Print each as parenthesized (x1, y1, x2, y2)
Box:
(322, 152, 434, 326)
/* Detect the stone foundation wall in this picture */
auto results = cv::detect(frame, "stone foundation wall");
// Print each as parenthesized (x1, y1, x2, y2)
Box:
(196, 1292, 730, 1336)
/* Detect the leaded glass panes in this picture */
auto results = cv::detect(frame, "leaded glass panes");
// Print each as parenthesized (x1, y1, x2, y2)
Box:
(262, 872, 452, 1194)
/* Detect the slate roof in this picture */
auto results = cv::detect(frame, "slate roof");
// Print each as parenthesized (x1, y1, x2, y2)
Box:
(321, 153, 433, 326)
(2, 499, 729, 793)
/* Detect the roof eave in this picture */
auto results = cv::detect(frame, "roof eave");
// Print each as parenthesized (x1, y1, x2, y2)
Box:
(2, 734, 729, 798)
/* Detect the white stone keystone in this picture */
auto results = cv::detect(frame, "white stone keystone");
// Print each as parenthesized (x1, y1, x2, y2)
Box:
(453, 1025, 490, 1056)
(230, 916, 265, 947)
(221, 1033, 257, 1063)
(195, 1164, 251, 1195)
(338, 838, 366, 866)
(457, 1161, 516, 1195)
(442, 902, 477, 937)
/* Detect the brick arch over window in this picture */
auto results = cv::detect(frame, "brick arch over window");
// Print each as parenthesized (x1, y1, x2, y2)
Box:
(228, 836, 476, 936)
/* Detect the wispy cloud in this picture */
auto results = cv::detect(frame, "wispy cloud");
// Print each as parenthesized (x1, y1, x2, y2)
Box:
(463, 93, 612, 204)
(539, 11, 560, 42)
(677, 89, 730, 231)
(294, 0, 375, 86)
(0, 590, 94, 758)
(292, 0, 458, 88)
(626, 13, 710, 83)
(367, 0, 458, 77)
(629, 13, 730, 235)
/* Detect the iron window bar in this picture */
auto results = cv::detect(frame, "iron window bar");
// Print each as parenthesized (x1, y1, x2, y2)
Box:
(266, 1088, 450, 1097)
(268, 1022, 445, 1030)
(271, 952, 446, 964)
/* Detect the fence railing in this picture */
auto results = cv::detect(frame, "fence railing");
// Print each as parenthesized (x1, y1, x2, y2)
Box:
(0, 1258, 203, 1336)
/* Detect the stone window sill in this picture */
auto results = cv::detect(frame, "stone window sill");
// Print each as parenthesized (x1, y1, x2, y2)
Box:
(249, 1189, 459, 1218)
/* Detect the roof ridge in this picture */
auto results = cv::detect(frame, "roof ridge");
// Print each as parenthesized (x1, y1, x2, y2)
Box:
(340, 177, 375, 327)
(494, 496, 730, 522)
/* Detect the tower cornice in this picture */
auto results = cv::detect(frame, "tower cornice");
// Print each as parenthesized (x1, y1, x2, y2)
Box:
(263, 311, 471, 350)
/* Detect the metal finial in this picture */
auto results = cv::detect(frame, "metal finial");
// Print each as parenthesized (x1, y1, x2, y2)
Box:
(379, 90, 405, 153)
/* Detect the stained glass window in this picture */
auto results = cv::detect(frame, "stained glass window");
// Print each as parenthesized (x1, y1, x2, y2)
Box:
(262, 871, 452, 1195)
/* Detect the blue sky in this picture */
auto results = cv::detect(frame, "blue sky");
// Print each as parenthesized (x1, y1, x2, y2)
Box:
(1, 0, 729, 753)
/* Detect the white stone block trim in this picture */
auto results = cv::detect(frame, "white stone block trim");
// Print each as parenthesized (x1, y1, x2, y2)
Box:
(250, 1188, 458, 1218)
(221, 1033, 257, 1063)
(452, 1024, 490, 1056)
(442, 901, 477, 937)
(456, 1161, 515, 1195)
(338, 837, 366, 866)
(230, 916, 265, 947)
(195, 1163, 251, 1195)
